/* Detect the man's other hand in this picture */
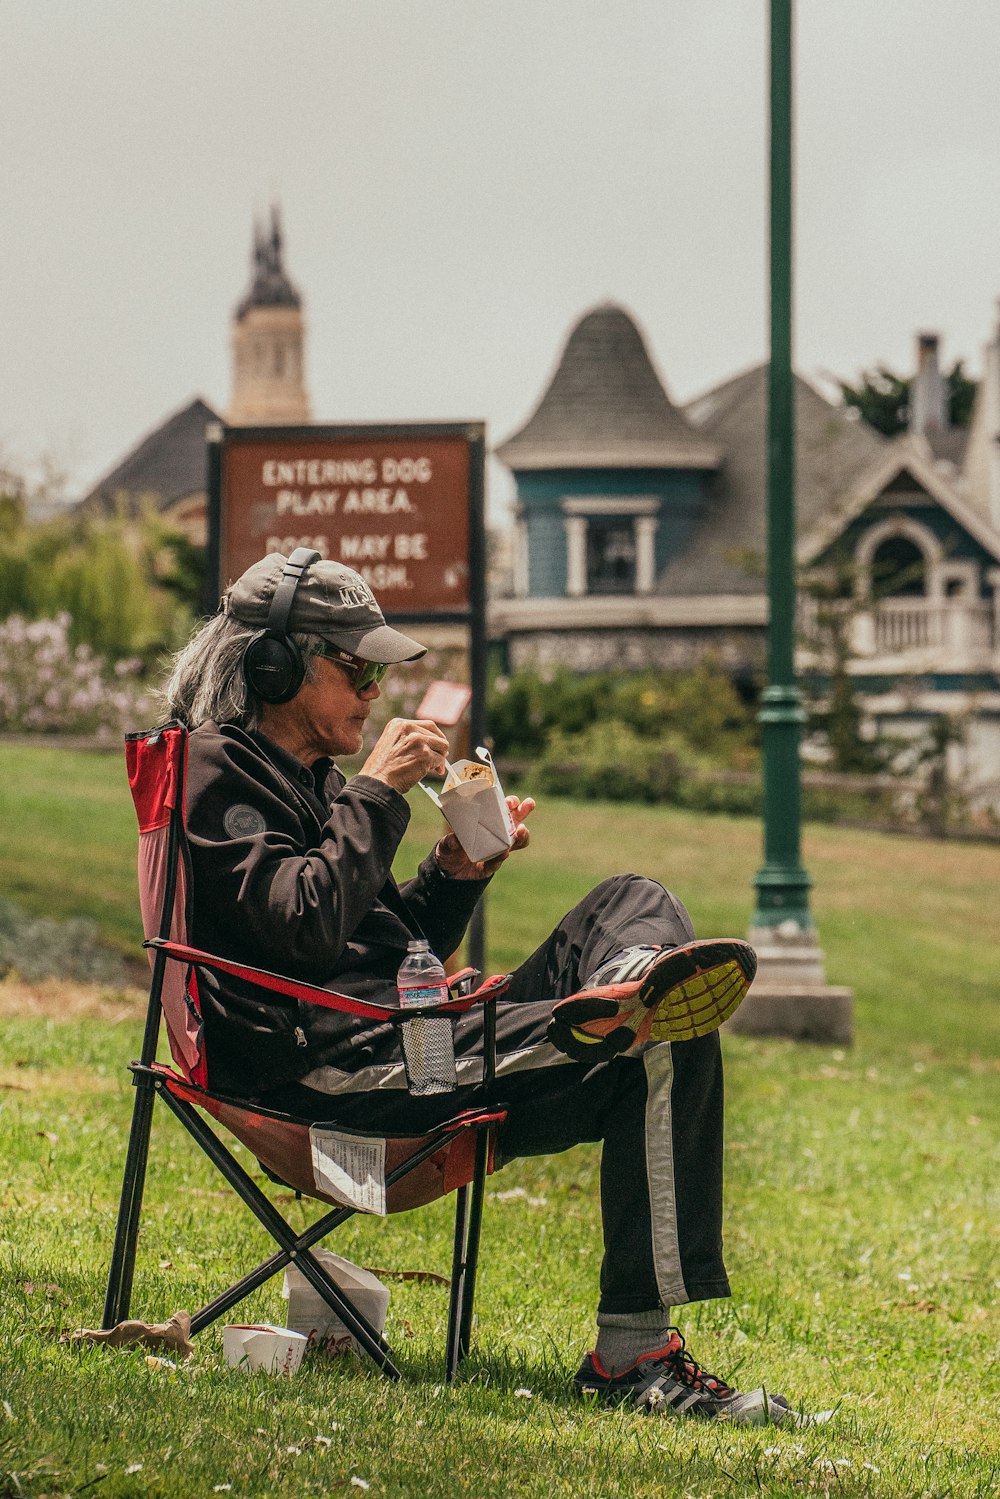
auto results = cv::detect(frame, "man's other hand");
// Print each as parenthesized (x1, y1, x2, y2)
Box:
(434, 796, 536, 880)
(361, 718, 450, 794)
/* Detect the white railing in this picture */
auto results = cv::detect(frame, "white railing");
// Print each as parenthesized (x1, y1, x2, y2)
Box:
(871, 600, 993, 656)
(798, 597, 995, 664)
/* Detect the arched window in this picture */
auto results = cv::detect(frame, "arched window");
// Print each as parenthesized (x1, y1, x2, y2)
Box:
(870, 535, 926, 597)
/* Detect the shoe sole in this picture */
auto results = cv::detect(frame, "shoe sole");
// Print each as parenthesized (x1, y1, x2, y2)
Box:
(575, 1373, 788, 1424)
(598, 940, 756, 1052)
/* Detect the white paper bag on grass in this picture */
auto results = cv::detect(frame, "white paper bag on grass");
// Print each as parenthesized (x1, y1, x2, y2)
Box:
(419, 747, 516, 863)
(282, 1249, 390, 1357)
(222, 1323, 307, 1375)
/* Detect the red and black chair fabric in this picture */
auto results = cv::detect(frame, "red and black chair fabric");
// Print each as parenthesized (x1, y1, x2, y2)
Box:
(103, 722, 510, 1380)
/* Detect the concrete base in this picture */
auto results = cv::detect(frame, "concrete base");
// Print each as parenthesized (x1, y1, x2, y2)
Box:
(726, 983, 854, 1044)
(724, 922, 854, 1045)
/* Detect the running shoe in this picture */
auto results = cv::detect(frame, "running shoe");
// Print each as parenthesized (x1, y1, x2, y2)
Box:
(548, 939, 756, 1062)
(574, 1330, 790, 1425)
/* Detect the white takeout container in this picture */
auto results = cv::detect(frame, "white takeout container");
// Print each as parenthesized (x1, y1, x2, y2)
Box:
(281, 1249, 390, 1357)
(419, 746, 516, 863)
(222, 1322, 307, 1375)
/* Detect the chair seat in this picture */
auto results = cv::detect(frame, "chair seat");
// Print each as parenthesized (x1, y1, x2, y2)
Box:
(140, 1061, 507, 1215)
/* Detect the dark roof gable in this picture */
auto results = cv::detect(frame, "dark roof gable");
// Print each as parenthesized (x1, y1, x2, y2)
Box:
(656, 364, 887, 596)
(79, 396, 220, 516)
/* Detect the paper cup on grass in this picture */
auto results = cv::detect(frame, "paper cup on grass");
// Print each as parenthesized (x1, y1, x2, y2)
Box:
(223, 1323, 307, 1375)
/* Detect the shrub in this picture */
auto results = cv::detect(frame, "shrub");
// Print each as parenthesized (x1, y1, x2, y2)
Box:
(534, 722, 688, 803)
(0, 613, 156, 737)
(489, 661, 758, 767)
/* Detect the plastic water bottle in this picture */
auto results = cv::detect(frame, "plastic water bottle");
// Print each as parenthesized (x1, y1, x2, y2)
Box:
(396, 939, 457, 1095)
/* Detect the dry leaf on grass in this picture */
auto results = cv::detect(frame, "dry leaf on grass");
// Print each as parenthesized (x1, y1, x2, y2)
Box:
(62, 1309, 194, 1359)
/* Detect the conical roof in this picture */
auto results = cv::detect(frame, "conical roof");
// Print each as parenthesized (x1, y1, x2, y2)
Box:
(495, 303, 719, 471)
(235, 206, 302, 320)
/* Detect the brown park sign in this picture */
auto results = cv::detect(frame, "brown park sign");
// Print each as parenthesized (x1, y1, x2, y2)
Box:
(212, 424, 484, 617)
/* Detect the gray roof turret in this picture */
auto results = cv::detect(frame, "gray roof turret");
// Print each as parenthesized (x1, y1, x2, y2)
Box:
(235, 205, 302, 319)
(495, 303, 720, 471)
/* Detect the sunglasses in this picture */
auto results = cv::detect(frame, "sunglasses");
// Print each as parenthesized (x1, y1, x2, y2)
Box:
(314, 641, 390, 691)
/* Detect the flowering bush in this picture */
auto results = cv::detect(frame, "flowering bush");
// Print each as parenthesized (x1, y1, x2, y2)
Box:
(0, 613, 157, 738)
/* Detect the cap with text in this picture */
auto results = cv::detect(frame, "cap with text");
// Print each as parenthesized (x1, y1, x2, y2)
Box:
(224, 552, 427, 663)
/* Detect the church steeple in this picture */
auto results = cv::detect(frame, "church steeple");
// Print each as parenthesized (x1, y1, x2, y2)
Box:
(228, 206, 311, 425)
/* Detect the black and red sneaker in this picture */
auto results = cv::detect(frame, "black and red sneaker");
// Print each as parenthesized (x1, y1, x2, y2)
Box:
(548, 939, 756, 1063)
(574, 1329, 792, 1425)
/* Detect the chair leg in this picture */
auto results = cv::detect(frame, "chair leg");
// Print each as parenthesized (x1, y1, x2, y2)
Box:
(445, 1184, 470, 1381)
(103, 1073, 157, 1328)
(457, 1129, 490, 1363)
(157, 1082, 402, 1378)
(445, 1127, 491, 1381)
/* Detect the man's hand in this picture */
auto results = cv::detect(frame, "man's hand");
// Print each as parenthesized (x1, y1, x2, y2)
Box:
(434, 795, 536, 880)
(360, 718, 450, 794)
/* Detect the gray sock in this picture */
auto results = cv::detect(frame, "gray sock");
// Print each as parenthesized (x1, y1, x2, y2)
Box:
(594, 1308, 674, 1375)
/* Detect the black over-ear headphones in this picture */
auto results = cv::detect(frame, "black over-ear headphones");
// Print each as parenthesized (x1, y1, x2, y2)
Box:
(241, 547, 323, 704)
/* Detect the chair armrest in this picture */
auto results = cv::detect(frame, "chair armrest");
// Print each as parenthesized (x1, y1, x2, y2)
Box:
(447, 966, 480, 997)
(144, 938, 509, 1021)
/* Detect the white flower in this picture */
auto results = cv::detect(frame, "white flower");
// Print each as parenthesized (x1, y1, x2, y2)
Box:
(513, 1388, 533, 1399)
(125, 1464, 144, 1474)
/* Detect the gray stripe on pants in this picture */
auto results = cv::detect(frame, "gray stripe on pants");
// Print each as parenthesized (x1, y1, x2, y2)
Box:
(644, 1041, 690, 1306)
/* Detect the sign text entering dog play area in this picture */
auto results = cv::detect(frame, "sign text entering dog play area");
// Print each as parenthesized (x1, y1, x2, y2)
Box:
(214, 426, 482, 616)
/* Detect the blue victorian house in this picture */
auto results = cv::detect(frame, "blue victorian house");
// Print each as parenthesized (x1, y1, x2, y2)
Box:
(492, 304, 1000, 808)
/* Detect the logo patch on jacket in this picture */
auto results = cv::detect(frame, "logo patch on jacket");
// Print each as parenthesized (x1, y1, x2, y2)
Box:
(223, 804, 267, 838)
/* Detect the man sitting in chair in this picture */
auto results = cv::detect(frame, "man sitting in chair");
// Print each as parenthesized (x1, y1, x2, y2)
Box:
(162, 548, 794, 1425)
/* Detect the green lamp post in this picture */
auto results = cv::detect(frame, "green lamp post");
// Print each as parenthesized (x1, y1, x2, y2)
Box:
(752, 0, 814, 936)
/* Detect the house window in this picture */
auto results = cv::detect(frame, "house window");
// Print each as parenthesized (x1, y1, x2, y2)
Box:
(586, 518, 637, 594)
(870, 536, 926, 597)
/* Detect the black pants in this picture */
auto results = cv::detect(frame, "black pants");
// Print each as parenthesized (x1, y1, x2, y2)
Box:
(268, 875, 729, 1315)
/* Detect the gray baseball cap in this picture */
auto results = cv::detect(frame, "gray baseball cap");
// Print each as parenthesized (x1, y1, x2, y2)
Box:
(224, 552, 427, 663)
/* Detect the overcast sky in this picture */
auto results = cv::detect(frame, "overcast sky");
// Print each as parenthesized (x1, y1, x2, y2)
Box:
(3, 0, 1000, 519)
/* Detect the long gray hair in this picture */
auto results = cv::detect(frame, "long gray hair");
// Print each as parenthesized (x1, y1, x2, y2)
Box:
(161, 612, 322, 729)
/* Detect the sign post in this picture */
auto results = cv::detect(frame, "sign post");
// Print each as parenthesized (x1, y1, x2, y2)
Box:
(207, 421, 489, 973)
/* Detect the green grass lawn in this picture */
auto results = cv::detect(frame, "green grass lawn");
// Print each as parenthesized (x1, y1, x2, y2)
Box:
(1, 745, 999, 1496)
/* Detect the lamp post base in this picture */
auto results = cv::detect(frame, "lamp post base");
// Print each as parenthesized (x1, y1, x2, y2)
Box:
(726, 922, 854, 1045)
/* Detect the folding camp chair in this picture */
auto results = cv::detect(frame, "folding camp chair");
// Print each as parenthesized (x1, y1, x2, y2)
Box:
(103, 722, 510, 1380)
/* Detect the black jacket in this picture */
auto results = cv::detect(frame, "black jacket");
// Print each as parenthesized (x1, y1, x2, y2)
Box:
(184, 721, 488, 1095)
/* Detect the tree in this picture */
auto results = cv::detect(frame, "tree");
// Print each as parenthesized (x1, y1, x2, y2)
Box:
(0, 459, 201, 662)
(839, 366, 911, 437)
(840, 359, 978, 437)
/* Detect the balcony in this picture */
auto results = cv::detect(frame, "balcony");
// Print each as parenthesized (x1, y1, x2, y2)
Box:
(798, 597, 998, 674)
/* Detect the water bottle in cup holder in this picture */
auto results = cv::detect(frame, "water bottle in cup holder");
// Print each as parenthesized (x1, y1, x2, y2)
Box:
(396, 939, 458, 1095)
